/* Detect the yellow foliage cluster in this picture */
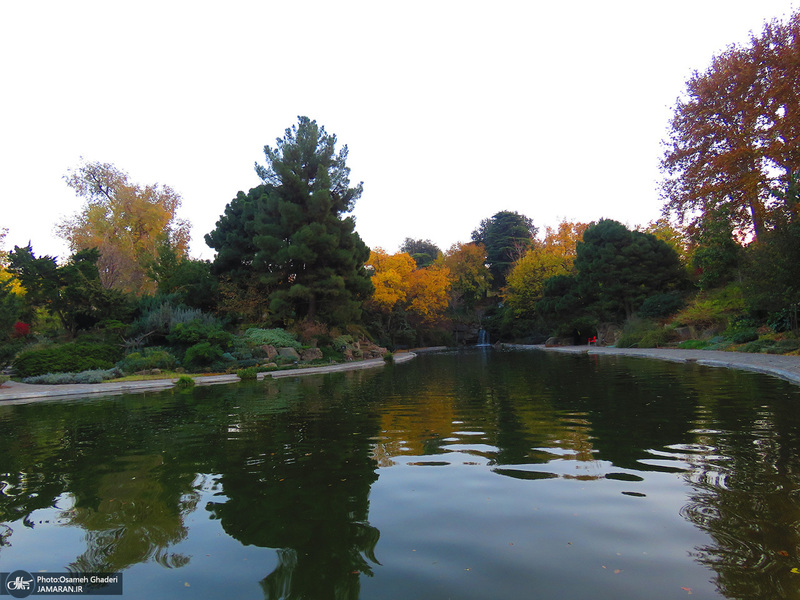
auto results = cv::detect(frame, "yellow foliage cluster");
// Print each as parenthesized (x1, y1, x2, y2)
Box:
(504, 220, 589, 314)
(367, 248, 451, 323)
(58, 161, 191, 294)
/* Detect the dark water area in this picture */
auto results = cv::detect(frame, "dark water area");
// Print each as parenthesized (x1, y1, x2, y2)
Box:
(2, 349, 800, 599)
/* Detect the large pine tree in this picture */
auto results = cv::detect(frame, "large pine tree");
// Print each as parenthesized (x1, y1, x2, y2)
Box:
(206, 117, 372, 325)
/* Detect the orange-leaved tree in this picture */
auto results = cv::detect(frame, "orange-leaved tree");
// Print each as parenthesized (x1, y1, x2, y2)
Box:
(367, 248, 451, 342)
(661, 11, 800, 241)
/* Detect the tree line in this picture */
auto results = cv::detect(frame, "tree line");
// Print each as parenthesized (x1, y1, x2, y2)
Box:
(3, 8, 800, 367)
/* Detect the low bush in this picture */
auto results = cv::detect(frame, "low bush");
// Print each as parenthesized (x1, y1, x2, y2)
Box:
(22, 368, 120, 385)
(637, 327, 674, 348)
(175, 375, 195, 389)
(236, 366, 259, 380)
(678, 339, 711, 350)
(117, 348, 177, 374)
(244, 328, 302, 350)
(736, 339, 773, 353)
(13, 342, 122, 378)
(183, 342, 224, 371)
(638, 293, 684, 319)
(766, 339, 800, 354)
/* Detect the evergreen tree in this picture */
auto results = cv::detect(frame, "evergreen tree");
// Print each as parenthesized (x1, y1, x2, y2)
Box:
(573, 219, 686, 320)
(399, 238, 441, 268)
(206, 117, 372, 325)
(471, 211, 536, 290)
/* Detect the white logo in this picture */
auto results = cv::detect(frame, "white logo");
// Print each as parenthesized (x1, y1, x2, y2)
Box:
(4, 571, 36, 598)
(6, 575, 32, 591)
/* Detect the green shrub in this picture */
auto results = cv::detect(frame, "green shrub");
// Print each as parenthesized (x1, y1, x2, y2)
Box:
(183, 342, 224, 371)
(615, 318, 657, 348)
(637, 327, 674, 348)
(383, 352, 394, 363)
(168, 319, 233, 348)
(765, 339, 800, 354)
(638, 293, 684, 319)
(117, 348, 177, 374)
(678, 339, 711, 349)
(729, 328, 759, 344)
(13, 342, 122, 378)
(244, 328, 302, 350)
(236, 366, 259, 380)
(175, 375, 195, 389)
(736, 339, 774, 353)
(0, 375, 8, 385)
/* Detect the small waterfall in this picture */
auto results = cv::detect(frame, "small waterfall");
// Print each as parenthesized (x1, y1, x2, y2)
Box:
(477, 329, 490, 347)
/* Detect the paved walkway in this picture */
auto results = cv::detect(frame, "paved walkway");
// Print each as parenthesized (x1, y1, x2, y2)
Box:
(521, 345, 800, 385)
(0, 352, 416, 405)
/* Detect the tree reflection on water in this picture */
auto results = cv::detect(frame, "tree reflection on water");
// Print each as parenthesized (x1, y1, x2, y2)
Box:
(2, 351, 800, 599)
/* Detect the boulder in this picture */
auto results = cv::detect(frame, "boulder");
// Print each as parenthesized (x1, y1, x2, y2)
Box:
(261, 345, 278, 360)
(301, 348, 323, 361)
(278, 347, 301, 361)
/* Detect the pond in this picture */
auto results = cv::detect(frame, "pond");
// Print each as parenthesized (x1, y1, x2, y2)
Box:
(1, 348, 800, 599)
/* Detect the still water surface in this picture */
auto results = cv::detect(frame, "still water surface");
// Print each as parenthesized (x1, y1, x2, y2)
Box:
(2, 349, 800, 599)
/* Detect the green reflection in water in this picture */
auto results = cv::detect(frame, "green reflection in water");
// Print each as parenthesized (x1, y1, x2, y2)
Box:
(1, 349, 800, 599)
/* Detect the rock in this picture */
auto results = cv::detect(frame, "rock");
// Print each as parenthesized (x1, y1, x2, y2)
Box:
(278, 347, 301, 361)
(263, 362, 278, 370)
(261, 345, 278, 360)
(301, 348, 323, 361)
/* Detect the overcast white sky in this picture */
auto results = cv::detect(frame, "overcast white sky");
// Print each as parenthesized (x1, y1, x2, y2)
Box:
(1, 1, 797, 261)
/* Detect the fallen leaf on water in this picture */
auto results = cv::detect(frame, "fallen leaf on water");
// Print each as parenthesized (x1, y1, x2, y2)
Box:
(614, 570, 621, 574)
(791, 568, 800, 574)
(779, 550, 790, 557)
(184, 582, 190, 587)
(681, 587, 692, 595)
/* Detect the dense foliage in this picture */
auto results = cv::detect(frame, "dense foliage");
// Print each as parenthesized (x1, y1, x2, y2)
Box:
(207, 117, 373, 326)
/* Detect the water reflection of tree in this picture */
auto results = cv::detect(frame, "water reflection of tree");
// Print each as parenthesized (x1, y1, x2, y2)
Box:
(206, 374, 382, 600)
(0, 396, 201, 570)
(63, 454, 196, 571)
(680, 381, 800, 598)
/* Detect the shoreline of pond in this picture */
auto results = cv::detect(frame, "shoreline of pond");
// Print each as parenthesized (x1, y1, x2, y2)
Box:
(0, 351, 421, 405)
(3, 343, 800, 404)
(513, 344, 800, 386)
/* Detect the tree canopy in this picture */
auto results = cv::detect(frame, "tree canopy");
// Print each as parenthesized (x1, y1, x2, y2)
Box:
(661, 11, 800, 241)
(206, 117, 372, 325)
(59, 161, 191, 294)
(539, 220, 686, 322)
(399, 238, 441, 268)
(471, 211, 537, 289)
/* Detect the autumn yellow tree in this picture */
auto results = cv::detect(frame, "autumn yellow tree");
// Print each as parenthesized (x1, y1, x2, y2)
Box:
(366, 248, 450, 343)
(58, 161, 191, 294)
(504, 220, 589, 316)
(442, 242, 492, 311)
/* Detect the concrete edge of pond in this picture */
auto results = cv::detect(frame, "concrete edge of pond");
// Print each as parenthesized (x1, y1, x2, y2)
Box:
(0, 352, 418, 405)
(510, 344, 800, 386)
